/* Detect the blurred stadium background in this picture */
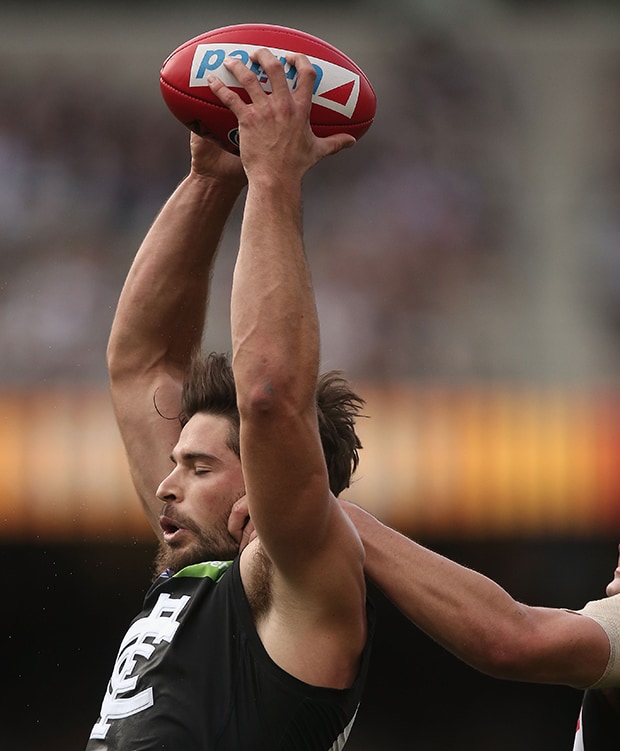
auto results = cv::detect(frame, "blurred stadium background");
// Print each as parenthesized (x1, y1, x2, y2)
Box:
(3, 0, 620, 748)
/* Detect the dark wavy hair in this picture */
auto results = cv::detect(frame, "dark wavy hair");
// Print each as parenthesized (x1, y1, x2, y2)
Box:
(180, 351, 364, 496)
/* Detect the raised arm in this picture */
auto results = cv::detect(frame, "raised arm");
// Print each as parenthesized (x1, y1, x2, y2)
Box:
(208, 51, 367, 688)
(343, 501, 614, 689)
(107, 136, 246, 535)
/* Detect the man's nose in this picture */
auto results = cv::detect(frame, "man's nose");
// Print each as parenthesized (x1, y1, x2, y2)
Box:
(156, 471, 181, 503)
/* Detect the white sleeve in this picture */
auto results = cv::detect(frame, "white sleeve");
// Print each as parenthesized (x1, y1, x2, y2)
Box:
(578, 594, 620, 689)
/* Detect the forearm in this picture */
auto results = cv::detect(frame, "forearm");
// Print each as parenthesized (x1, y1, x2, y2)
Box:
(231, 178, 319, 400)
(230, 174, 327, 556)
(345, 502, 610, 687)
(108, 171, 243, 380)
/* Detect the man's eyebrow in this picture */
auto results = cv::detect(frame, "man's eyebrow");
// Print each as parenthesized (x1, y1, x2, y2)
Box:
(170, 451, 220, 464)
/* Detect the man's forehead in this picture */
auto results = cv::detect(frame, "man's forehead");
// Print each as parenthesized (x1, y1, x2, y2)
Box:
(182, 411, 229, 433)
(175, 412, 232, 455)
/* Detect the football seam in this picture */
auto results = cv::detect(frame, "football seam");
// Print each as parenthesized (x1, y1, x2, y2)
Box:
(159, 78, 374, 127)
(160, 77, 231, 111)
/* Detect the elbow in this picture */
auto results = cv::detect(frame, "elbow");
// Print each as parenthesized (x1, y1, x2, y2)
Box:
(474, 639, 530, 680)
(233, 343, 318, 420)
(106, 336, 137, 386)
(443, 617, 536, 681)
(106, 322, 132, 381)
(106, 334, 158, 391)
(106, 339, 122, 379)
(106, 338, 124, 384)
(236, 378, 291, 421)
(468, 625, 549, 682)
(235, 363, 311, 422)
(458, 604, 554, 682)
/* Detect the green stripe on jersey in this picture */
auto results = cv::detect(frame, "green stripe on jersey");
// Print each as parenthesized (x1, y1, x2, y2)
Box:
(173, 561, 233, 582)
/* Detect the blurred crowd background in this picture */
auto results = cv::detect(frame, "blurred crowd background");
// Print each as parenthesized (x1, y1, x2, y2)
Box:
(4, 0, 620, 749)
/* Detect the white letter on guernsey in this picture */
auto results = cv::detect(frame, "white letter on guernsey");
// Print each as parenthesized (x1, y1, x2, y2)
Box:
(90, 593, 190, 740)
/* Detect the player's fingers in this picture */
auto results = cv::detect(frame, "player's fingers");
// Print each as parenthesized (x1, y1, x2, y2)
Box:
(228, 495, 250, 544)
(206, 73, 245, 114)
(239, 517, 257, 553)
(223, 54, 270, 102)
(320, 133, 357, 157)
(249, 48, 295, 98)
(285, 53, 317, 101)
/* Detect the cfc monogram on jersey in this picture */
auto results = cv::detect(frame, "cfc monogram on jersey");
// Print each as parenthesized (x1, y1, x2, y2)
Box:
(90, 592, 190, 739)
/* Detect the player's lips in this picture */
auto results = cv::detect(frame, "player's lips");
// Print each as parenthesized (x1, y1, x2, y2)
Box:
(159, 515, 189, 543)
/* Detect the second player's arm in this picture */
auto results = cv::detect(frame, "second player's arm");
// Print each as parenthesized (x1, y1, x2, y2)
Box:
(344, 501, 611, 688)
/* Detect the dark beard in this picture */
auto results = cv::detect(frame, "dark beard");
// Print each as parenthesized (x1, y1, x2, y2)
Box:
(152, 530, 239, 580)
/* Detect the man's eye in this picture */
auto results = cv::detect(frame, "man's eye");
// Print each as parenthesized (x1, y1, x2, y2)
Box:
(195, 468, 210, 475)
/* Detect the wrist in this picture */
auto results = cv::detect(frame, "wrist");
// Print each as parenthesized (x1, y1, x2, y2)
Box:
(187, 169, 246, 196)
(245, 174, 303, 211)
(245, 159, 305, 191)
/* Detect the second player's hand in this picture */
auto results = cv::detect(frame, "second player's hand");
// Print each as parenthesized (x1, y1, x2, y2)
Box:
(228, 495, 257, 553)
(189, 132, 247, 186)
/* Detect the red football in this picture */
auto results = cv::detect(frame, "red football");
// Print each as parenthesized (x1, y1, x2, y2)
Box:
(160, 23, 376, 154)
